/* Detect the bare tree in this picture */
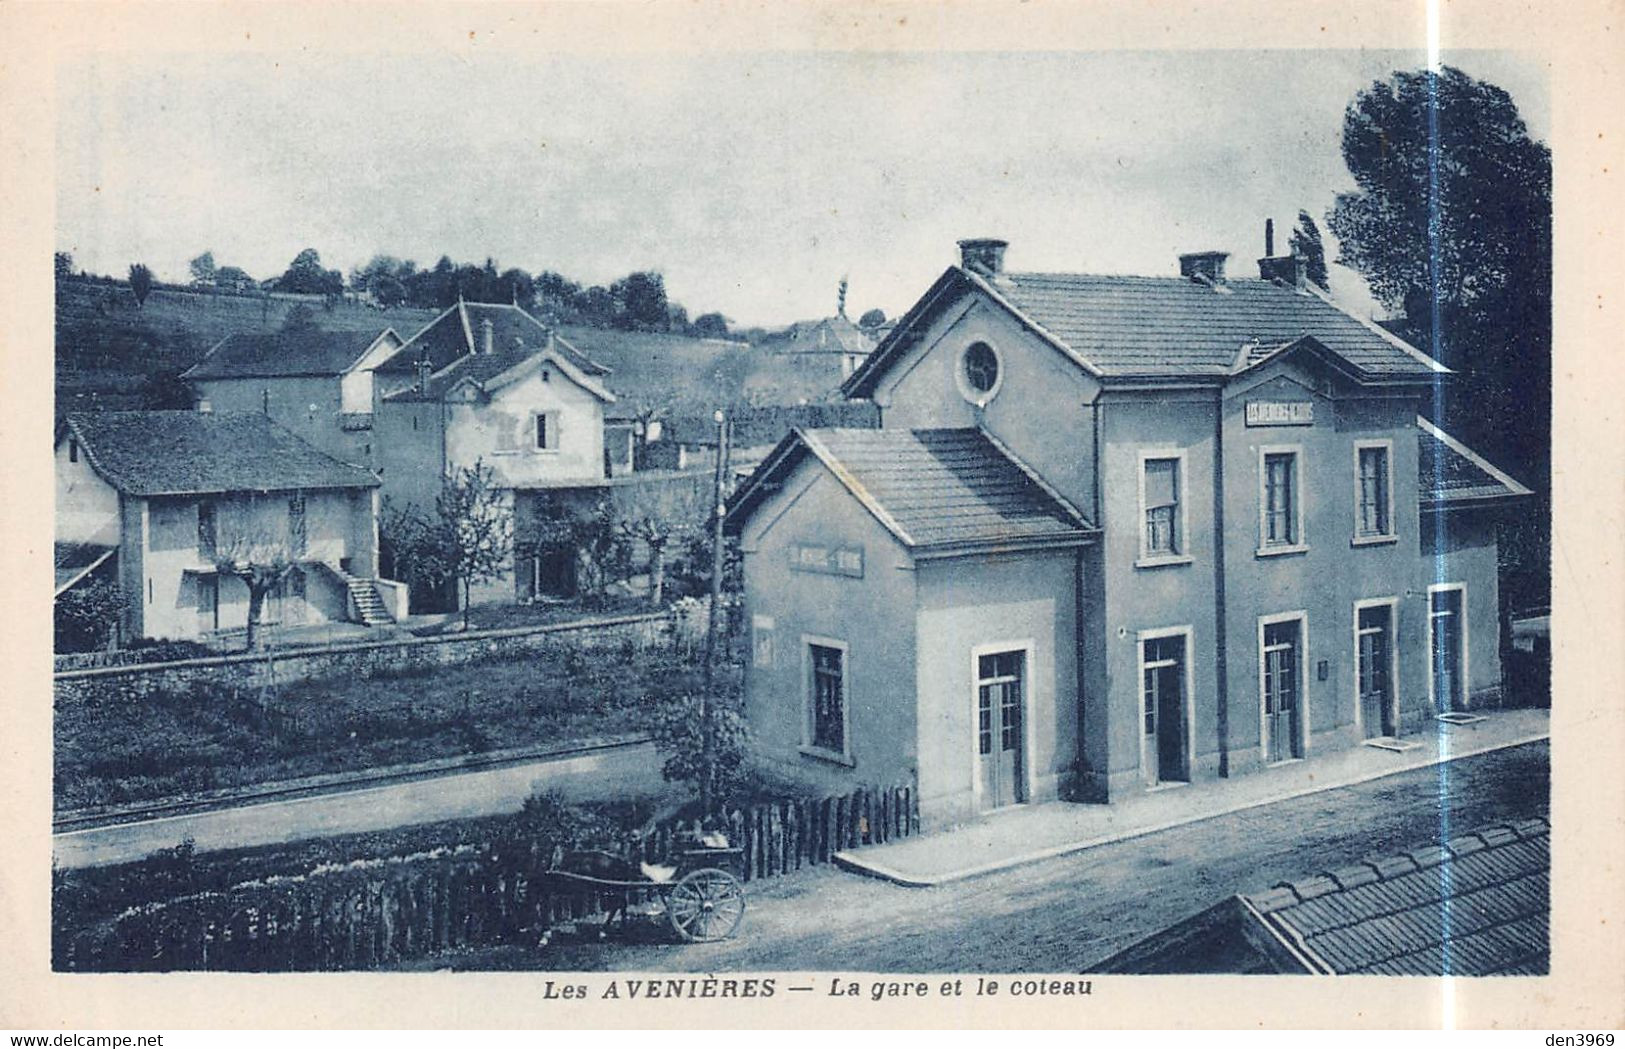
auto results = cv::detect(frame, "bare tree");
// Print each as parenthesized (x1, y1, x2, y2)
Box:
(618, 477, 708, 606)
(435, 460, 514, 630)
(215, 533, 295, 652)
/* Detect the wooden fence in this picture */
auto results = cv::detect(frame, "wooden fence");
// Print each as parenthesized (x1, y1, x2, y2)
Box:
(57, 784, 918, 972)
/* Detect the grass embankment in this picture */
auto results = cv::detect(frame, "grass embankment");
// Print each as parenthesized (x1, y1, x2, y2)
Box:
(55, 642, 711, 812)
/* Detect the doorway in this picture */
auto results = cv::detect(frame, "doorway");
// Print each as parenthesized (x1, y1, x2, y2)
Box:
(1429, 585, 1467, 712)
(1261, 615, 1306, 764)
(1140, 632, 1190, 786)
(974, 649, 1026, 811)
(1357, 602, 1397, 738)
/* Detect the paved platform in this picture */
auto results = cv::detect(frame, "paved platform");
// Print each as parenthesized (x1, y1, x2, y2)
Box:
(833, 707, 1550, 887)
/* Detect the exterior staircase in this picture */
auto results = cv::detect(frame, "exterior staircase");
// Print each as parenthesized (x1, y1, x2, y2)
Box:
(330, 566, 395, 627)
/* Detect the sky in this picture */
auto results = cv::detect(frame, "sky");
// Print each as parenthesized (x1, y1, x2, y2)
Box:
(55, 48, 1548, 328)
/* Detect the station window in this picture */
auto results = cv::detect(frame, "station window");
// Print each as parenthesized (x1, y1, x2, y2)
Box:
(1258, 448, 1306, 555)
(1354, 441, 1395, 541)
(803, 638, 850, 763)
(1138, 452, 1188, 565)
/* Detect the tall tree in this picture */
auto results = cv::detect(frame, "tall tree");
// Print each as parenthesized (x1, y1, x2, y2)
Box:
(1288, 211, 1330, 291)
(1327, 65, 1551, 612)
(127, 263, 154, 307)
(858, 307, 887, 329)
(189, 251, 217, 286)
(1326, 66, 1550, 474)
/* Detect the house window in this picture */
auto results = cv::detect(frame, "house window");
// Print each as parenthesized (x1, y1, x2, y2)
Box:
(535, 412, 560, 452)
(1138, 452, 1188, 565)
(197, 500, 217, 559)
(288, 494, 307, 557)
(1354, 441, 1395, 540)
(956, 341, 1003, 404)
(752, 615, 775, 669)
(804, 639, 849, 760)
(1258, 448, 1305, 554)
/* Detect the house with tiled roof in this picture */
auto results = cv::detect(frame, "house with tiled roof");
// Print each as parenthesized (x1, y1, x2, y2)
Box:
(181, 327, 403, 469)
(1095, 817, 1549, 974)
(371, 301, 622, 605)
(725, 234, 1532, 825)
(747, 313, 878, 403)
(55, 411, 404, 643)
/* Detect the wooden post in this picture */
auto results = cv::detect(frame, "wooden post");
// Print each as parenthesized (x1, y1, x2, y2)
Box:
(700, 410, 731, 815)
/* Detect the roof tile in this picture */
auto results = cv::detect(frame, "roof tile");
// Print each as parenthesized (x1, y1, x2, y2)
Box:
(65, 411, 379, 496)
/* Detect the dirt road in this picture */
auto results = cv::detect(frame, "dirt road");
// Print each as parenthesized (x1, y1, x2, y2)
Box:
(423, 740, 1549, 973)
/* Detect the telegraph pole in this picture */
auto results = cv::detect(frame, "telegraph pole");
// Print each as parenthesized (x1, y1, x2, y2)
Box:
(700, 409, 731, 813)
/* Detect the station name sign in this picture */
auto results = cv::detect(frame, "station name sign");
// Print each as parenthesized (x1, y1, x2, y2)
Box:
(789, 542, 864, 579)
(1245, 400, 1314, 427)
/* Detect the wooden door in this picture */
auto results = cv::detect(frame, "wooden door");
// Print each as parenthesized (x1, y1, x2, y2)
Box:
(1142, 636, 1189, 785)
(1358, 605, 1394, 737)
(1430, 589, 1465, 711)
(1263, 620, 1302, 763)
(976, 651, 1025, 810)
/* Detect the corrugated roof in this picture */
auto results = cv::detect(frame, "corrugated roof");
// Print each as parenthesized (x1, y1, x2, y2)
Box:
(1418, 416, 1535, 508)
(183, 328, 394, 380)
(995, 272, 1442, 378)
(729, 427, 1095, 551)
(64, 411, 379, 497)
(1247, 818, 1550, 975)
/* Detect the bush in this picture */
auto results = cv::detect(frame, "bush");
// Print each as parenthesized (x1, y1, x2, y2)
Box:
(649, 681, 750, 810)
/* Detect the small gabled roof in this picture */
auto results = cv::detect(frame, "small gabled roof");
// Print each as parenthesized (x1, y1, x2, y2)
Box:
(182, 328, 398, 380)
(844, 265, 1448, 396)
(381, 344, 614, 404)
(757, 314, 877, 357)
(726, 426, 1096, 555)
(1418, 416, 1535, 510)
(377, 301, 609, 378)
(62, 411, 379, 497)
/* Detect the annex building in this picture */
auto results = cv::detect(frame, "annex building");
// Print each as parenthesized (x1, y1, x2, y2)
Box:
(725, 236, 1532, 827)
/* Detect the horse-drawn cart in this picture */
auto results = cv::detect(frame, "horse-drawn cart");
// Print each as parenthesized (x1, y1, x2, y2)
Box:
(544, 843, 747, 943)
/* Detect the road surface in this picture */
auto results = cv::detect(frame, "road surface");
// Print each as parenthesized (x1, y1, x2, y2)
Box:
(52, 740, 669, 869)
(413, 740, 1550, 973)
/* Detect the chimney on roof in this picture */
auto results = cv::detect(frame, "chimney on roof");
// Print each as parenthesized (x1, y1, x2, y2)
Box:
(1178, 251, 1229, 284)
(958, 238, 1008, 279)
(1257, 222, 1308, 289)
(416, 357, 432, 394)
(480, 317, 494, 355)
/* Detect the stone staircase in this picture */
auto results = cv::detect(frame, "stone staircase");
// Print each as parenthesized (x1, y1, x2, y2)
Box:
(330, 566, 394, 627)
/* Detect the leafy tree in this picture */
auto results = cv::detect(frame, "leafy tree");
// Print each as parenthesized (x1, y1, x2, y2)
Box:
(127, 263, 154, 307)
(370, 274, 407, 307)
(214, 265, 255, 292)
(189, 251, 217, 286)
(858, 307, 887, 328)
(215, 533, 296, 651)
(434, 461, 515, 630)
(281, 304, 320, 332)
(275, 248, 344, 298)
(1288, 212, 1329, 291)
(610, 271, 669, 331)
(650, 682, 751, 810)
(690, 312, 730, 339)
(1327, 65, 1551, 607)
(54, 252, 74, 279)
(55, 577, 121, 652)
(1327, 66, 1550, 469)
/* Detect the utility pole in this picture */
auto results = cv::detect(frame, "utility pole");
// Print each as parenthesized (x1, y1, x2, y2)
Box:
(700, 409, 731, 814)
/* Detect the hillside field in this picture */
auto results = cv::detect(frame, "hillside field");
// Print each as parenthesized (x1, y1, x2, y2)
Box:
(54, 279, 440, 418)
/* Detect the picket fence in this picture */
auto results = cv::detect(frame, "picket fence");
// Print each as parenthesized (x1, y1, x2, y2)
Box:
(58, 784, 917, 972)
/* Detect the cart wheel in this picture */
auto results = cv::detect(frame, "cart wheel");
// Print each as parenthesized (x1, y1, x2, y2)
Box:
(666, 868, 746, 942)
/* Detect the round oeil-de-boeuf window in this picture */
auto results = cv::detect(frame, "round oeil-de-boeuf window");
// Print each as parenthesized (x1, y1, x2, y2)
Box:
(961, 341, 1001, 398)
